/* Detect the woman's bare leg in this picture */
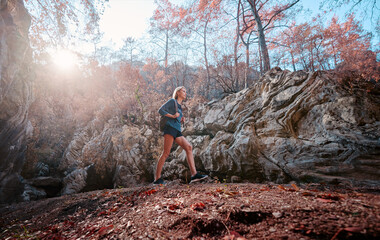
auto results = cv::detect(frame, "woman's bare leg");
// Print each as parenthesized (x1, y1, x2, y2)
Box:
(175, 136, 197, 176)
(155, 134, 174, 181)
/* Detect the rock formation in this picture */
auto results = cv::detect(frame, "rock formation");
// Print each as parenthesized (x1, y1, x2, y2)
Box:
(0, 0, 33, 204)
(59, 117, 158, 195)
(181, 68, 380, 185)
(59, 68, 379, 195)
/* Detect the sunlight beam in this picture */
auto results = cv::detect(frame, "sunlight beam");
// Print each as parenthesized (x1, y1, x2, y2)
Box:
(53, 49, 78, 71)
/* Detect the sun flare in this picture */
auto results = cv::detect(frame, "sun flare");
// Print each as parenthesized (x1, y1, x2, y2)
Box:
(53, 50, 77, 70)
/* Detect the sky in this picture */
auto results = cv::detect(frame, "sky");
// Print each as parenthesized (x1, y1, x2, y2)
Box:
(99, 0, 379, 49)
(99, 0, 156, 48)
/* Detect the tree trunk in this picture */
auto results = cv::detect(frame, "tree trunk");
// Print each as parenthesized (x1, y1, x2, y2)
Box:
(248, 0, 271, 72)
(130, 48, 133, 64)
(332, 43, 337, 68)
(234, 1, 241, 91)
(164, 30, 169, 73)
(309, 44, 315, 71)
(239, 32, 250, 88)
(290, 51, 296, 72)
(203, 19, 211, 98)
(258, 43, 263, 74)
(245, 44, 249, 88)
(237, 0, 250, 88)
(234, 27, 239, 91)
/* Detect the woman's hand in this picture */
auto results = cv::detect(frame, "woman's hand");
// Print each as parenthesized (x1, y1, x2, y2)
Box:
(181, 117, 185, 123)
(166, 113, 180, 119)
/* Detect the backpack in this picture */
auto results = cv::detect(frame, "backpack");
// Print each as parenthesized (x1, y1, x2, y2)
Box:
(159, 116, 168, 132)
(159, 99, 178, 131)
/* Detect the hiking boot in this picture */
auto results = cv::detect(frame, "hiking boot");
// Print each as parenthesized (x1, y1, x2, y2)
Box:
(190, 173, 208, 183)
(153, 178, 165, 185)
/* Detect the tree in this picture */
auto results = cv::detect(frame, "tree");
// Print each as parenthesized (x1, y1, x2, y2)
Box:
(94, 46, 114, 65)
(323, 15, 378, 81)
(173, 0, 224, 98)
(24, 0, 105, 57)
(141, 58, 168, 96)
(149, 0, 182, 70)
(245, 0, 301, 73)
(213, 55, 247, 93)
(236, 0, 258, 87)
(270, 14, 378, 81)
(321, 0, 379, 23)
(113, 63, 149, 122)
(119, 37, 139, 64)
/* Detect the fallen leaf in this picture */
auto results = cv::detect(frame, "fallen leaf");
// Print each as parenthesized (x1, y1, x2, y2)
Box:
(294, 224, 307, 231)
(344, 227, 363, 233)
(224, 191, 239, 197)
(317, 198, 333, 203)
(168, 204, 180, 210)
(291, 184, 300, 191)
(97, 211, 107, 216)
(98, 225, 113, 236)
(109, 207, 118, 212)
(319, 193, 341, 201)
(191, 202, 206, 211)
(101, 191, 110, 197)
(278, 185, 286, 191)
(302, 192, 314, 196)
(143, 189, 157, 196)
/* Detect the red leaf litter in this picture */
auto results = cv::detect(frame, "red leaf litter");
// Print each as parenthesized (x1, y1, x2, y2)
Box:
(0, 183, 379, 239)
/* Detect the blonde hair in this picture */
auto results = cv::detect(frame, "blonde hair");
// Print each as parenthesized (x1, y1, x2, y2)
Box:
(172, 86, 185, 99)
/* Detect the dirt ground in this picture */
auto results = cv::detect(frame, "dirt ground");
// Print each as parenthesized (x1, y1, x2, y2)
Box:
(0, 181, 379, 240)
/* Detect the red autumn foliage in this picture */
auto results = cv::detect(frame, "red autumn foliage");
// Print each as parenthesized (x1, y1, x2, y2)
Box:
(270, 14, 379, 81)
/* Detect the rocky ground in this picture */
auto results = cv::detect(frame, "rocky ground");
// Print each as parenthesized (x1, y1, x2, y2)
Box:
(0, 180, 379, 240)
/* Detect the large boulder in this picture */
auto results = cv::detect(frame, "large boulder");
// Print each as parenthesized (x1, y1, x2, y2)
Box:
(60, 118, 158, 195)
(177, 68, 379, 185)
(0, 0, 33, 204)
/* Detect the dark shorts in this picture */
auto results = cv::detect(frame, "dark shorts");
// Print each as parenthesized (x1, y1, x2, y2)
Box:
(163, 125, 183, 139)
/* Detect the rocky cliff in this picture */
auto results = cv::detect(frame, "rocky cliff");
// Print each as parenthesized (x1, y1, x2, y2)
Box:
(0, 0, 33, 204)
(57, 68, 379, 197)
(182, 68, 380, 185)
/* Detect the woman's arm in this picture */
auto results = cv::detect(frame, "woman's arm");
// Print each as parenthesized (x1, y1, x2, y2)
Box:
(165, 113, 180, 118)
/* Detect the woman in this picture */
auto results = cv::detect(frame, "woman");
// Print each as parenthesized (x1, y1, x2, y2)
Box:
(154, 86, 207, 185)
